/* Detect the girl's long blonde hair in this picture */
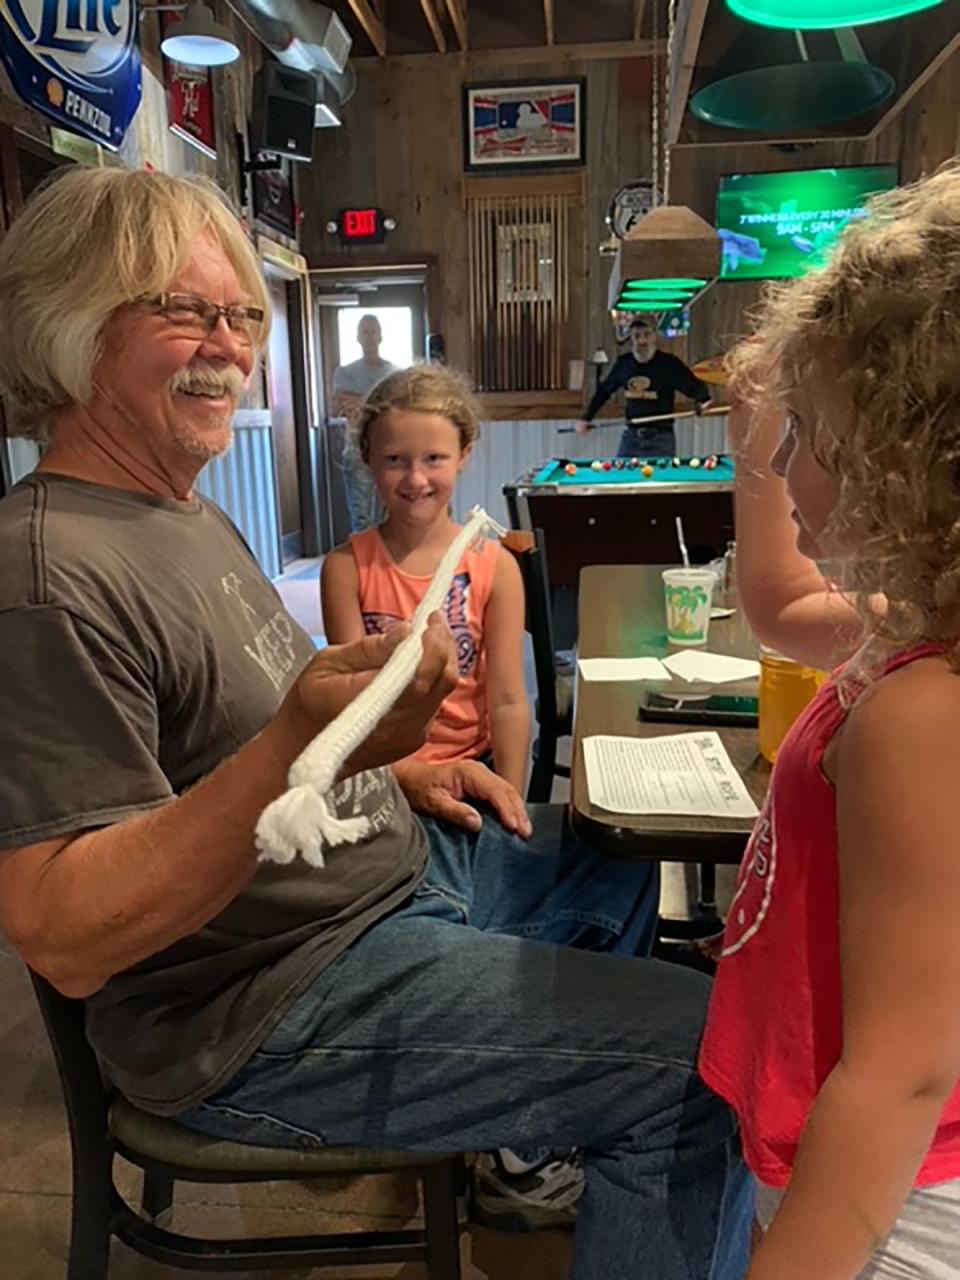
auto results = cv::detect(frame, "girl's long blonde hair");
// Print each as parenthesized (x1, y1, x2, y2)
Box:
(730, 161, 960, 662)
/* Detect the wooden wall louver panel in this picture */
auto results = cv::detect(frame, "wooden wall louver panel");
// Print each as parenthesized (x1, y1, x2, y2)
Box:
(467, 189, 573, 393)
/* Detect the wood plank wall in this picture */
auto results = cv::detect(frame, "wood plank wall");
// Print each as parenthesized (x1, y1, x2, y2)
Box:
(300, 56, 652, 377)
(301, 43, 958, 382)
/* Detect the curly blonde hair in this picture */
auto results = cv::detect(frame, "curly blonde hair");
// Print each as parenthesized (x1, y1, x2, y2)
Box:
(729, 160, 960, 662)
(349, 364, 482, 461)
(0, 167, 269, 440)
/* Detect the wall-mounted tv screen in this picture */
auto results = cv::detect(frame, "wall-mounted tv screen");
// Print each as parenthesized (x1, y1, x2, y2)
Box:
(716, 164, 899, 282)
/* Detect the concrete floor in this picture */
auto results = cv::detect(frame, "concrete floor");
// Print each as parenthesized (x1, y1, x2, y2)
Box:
(0, 558, 727, 1278)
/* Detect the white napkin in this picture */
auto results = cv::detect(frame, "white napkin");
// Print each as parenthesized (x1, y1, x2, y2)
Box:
(578, 658, 671, 682)
(662, 650, 761, 684)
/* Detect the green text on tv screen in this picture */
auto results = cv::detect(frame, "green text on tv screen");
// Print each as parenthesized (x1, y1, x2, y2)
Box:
(716, 165, 899, 282)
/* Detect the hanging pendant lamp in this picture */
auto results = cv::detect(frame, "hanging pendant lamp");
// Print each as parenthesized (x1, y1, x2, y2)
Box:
(159, 3, 240, 65)
(608, 207, 721, 314)
(690, 27, 893, 131)
(725, 0, 944, 30)
(606, 0, 720, 324)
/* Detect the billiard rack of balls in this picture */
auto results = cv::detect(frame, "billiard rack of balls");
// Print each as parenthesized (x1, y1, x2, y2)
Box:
(562, 455, 723, 478)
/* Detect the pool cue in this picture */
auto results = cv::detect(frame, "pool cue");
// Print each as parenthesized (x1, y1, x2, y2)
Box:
(556, 405, 730, 435)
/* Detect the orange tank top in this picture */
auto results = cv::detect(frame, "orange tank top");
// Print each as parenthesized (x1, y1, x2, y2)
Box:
(349, 527, 500, 764)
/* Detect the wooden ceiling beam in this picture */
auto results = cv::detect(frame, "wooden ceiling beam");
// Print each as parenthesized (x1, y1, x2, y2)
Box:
(367, 37, 663, 67)
(443, 0, 468, 50)
(418, 0, 447, 52)
(666, 0, 709, 145)
(346, 0, 387, 56)
(543, 0, 554, 46)
(632, 0, 646, 42)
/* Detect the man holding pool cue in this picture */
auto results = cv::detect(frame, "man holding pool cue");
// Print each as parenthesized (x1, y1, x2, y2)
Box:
(576, 314, 714, 458)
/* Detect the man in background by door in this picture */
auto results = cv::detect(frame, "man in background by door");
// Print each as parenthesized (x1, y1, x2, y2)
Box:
(575, 315, 711, 459)
(332, 315, 396, 532)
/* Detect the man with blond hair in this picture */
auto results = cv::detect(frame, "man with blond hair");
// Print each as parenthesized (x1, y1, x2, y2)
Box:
(0, 167, 750, 1277)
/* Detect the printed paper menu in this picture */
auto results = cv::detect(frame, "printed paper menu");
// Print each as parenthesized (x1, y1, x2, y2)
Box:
(583, 732, 759, 818)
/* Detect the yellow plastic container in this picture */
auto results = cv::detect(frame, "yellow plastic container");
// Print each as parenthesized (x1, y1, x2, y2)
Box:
(758, 648, 827, 764)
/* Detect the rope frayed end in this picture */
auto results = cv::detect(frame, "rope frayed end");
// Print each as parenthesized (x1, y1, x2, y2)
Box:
(256, 785, 372, 867)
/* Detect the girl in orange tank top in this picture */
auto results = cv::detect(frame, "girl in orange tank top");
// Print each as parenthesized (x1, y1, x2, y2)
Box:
(321, 365, 529, 795)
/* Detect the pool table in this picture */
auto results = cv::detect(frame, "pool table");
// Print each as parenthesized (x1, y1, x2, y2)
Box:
(503, 455, 735, 588)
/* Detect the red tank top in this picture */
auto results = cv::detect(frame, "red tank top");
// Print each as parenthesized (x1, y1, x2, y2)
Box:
(349, 527, 498, 765)
(699, 644, 960, 1188)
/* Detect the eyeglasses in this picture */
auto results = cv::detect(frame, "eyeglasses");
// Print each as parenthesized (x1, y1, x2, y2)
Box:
(137, 292, 266, 344)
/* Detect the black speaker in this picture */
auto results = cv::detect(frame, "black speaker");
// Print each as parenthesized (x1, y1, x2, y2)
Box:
(250, 63, 317, 163)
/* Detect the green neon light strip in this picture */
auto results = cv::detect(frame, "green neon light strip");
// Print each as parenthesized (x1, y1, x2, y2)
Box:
(623, 277, 707, 290)
(619, 296, 696, 307)
(616, 301, 688, 312)
(622, 284, 696, 296)
(725, 0, 942, 30)
(617, 293, 692, 305)
(622, 291, 696, 303)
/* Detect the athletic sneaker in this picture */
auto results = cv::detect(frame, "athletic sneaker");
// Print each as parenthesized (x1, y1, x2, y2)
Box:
(472, 1148, 584, 1232)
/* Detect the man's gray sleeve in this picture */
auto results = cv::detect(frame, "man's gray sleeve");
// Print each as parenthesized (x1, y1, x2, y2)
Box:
(0, 605, 171, 850)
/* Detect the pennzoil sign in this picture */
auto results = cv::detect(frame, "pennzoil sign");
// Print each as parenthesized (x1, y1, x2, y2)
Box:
(0, 0, 142, 149)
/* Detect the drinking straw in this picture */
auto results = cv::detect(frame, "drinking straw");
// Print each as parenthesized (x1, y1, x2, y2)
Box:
(675, 516, 690, 568)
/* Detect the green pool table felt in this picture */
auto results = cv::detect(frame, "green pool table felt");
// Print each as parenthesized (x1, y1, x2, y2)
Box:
(532, 456, 735, 486)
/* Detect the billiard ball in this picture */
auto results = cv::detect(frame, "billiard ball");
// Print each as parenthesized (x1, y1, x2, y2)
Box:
(672, 457, 681, 467)
(564, 462, 578, 476)
(689, 457, 701, 469)
(591, 459, 604, 471)
(642, 464, 654, 478)
(656, 457, 669, 468)
(602, 460, 613, 471)
(614, 458, 626, 470)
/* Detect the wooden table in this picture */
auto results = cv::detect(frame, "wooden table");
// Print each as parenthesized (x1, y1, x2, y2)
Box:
(570, 565, 771, 862)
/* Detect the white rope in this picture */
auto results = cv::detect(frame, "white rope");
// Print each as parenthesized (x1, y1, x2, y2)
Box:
(256, 506, 507, 867)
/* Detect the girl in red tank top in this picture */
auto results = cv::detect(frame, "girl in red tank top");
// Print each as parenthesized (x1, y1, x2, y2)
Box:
(321, 365, 530, 802)
(701, 165, 960, 1280)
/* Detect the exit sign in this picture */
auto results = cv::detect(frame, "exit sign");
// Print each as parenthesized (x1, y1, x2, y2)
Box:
(338, 207, 386, 245)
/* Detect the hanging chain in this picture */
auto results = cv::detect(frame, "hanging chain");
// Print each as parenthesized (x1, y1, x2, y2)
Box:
(663, 0, 677, 205)
(651, 0, 660, 207)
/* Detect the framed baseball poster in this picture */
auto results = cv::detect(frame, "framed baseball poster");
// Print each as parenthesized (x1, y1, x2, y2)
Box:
(463, 79, 586, 172)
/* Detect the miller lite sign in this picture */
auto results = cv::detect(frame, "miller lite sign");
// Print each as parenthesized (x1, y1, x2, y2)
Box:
(0, 0, 142, 150)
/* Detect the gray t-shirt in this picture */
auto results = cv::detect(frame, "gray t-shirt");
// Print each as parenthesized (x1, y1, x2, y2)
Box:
(332, 356, 395, 401)
(0, 475, 427, 1113)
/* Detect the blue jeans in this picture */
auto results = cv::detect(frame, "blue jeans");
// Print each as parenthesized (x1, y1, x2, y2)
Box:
(617, 425, 677, 459)
(342, 446, 384, 533)
(177, 812, 752, 1279)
